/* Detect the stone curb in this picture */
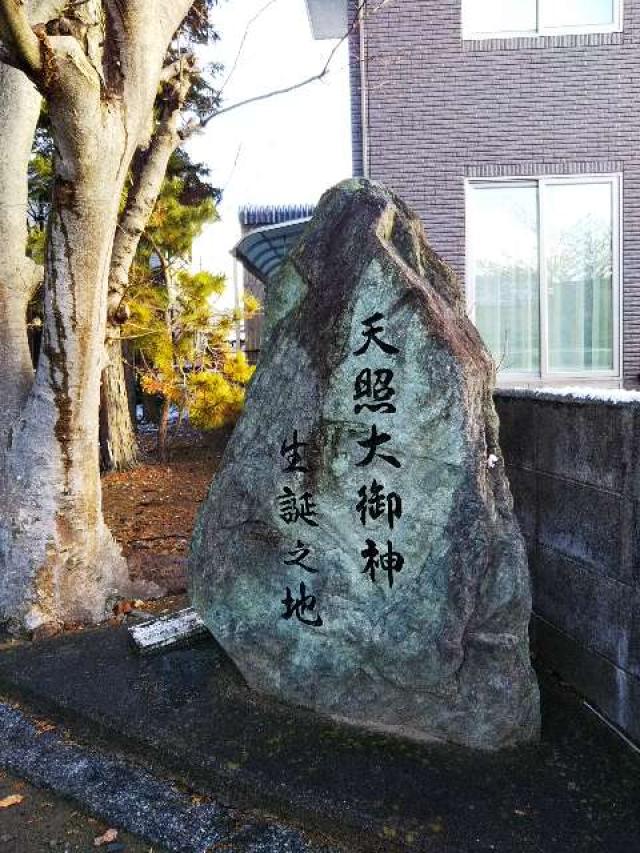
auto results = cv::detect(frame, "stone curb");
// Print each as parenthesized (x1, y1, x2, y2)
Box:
(0, 701, 337, 853)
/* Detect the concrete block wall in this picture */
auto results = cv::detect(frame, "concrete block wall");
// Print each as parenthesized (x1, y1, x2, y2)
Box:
(350, 0, 640, 386)
(495, 390, 640, 743)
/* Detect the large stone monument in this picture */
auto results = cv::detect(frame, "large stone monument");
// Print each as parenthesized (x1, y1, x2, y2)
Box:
(189, 179, 540, 750)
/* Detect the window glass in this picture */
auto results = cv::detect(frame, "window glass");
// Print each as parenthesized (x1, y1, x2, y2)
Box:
(468, 179, 617, 377)
(541, 0, 616, 29)
(463, 0, 537, 35)
(544, 182, 614, 372)
(470, 185, 540, 372)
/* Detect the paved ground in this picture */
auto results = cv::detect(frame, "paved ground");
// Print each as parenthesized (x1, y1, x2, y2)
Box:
(0, 624, 638, 853)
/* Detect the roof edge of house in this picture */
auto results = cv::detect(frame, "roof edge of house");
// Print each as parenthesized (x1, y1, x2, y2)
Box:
(238, 204, 316, 228)
(304, 0, 348, 40)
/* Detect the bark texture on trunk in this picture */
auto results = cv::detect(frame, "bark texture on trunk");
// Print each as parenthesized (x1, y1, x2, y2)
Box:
(0, 66, 41, 451)
(100, 334, 138, 472)
(101, 83, 187, 472)
(1, 89, 132, 629)
(157, 397, 171, 463)
(0, 0, 196, 631)
(108, 93, 186, 318)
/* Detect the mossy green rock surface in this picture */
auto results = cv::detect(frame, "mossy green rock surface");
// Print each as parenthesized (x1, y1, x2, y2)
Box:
(189, 179, 540, 749)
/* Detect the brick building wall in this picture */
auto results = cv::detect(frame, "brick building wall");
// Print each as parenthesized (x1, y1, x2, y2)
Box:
(348, 0, 364, 178)
(349, 0, 640, 387)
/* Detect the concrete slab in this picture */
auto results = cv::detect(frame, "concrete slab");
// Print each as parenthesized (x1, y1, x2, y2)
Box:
(0, 625, 638, 853)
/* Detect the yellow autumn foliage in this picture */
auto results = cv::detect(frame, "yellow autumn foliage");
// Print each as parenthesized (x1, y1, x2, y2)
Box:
(120, 166, 259, 435)
(187, 370, 247, 430)
(223, 351, 254, 384)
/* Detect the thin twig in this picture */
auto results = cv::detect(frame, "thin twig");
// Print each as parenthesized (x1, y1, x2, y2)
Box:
(220, 143, 242, 193)
(219, 0, 278, 96)
(193, 0, 369, 132)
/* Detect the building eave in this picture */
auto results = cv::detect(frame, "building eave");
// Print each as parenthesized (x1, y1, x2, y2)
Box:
(304, 0, 348, 39)
(232, 218, 313, 285)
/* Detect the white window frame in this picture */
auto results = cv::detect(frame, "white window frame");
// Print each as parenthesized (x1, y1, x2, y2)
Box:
(464, 174, 623, 386)
(462, 0, 623, 40)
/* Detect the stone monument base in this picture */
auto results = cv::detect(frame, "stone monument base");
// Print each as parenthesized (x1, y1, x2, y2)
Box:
(0, 623, 636, 852)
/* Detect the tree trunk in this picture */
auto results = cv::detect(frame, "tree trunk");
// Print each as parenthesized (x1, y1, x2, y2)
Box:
(122, 339, 138, 424)
(100, 334, 138, 472)
(0, 0, 195, 631)
(0, 106, 131, 630)
(100, 68, 190, 472)
(0, 65, 41, 454)
(157, 397, 171, 463)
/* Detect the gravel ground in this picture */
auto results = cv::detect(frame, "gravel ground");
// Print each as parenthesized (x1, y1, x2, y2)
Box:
(0, 768, 163, 853)
(0, 701, 334, 853)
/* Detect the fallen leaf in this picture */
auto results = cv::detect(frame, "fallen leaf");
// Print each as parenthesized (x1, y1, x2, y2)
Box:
(0, 795, 24, 809)
(94, 828, 118, 846)
(34, 718, 56, 735)
(112, 600, 133, 616)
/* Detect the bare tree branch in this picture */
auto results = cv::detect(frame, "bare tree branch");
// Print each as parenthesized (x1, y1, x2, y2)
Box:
(220, 143, 242, 193)
(202, 66, 331, 123)
(109, 83, 190, 319)
(191, 0, 367, 133)
(0, 0, 42, 76)
(219, 0, 278, 96)
(160, 52, 195, 83)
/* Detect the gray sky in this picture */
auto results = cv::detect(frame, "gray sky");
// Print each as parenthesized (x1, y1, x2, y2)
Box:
(187, 0, 351, 302)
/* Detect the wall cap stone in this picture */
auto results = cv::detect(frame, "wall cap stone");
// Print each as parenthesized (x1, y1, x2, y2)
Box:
(494, 387, 640, 408)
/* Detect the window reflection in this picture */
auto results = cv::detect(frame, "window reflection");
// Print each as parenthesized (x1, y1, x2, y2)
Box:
(464, 0, 537, 34)
(545, 183, 614, 372)
(540, 0, 615, 28)
(464, 0, 618, 35)
(468, 179, 616, 377)
(471, 185, 540, 373)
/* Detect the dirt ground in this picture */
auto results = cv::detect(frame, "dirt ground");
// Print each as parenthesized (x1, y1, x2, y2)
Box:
(102, 424, 229, 599)
(0, 768, 164, 852)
